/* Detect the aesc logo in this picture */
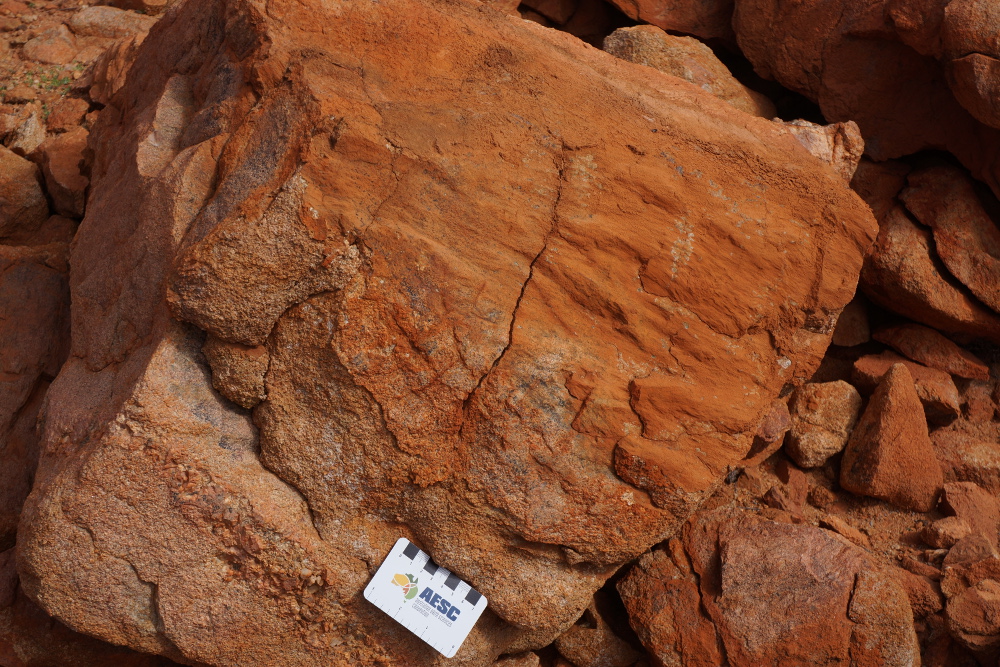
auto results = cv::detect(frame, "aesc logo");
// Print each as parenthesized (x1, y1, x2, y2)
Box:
(392, 573, 419, 600)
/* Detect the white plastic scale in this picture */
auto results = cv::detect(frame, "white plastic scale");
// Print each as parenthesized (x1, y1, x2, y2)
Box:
(364, 537, 489, 658)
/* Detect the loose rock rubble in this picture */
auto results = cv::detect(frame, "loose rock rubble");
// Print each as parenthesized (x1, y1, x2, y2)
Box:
(0, 0, 1000, 665)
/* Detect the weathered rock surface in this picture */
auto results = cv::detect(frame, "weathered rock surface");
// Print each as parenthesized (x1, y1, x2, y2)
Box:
(947, 53, 1000, 129)
(603, 26, 775, 118)
(924, 516, 973, 549)
(853, 351, 961, 422)
(933, 421, 1000, 494)
(841, 363, 944, 511)
(22, 24, 77, 65)
(860, 206, 1000, 342)
(15, 0, 876, 664)
(941, 482, 1000, 550)
(606, 0, 735, 42)
(201, 336, 268, 409)
(947, 579, 1000, 655)
(874, 323, 990, 381)
(36, 127, 90, 218)
(900, 164, 1000, 314)
(4, 105, 45, 158)
(1, 550, 182, 667)
(784, 380, 862, 468)
(730, 0, 1000, 199)
(0, 243, 70, 549)
(779, 119, 864, 184)
(68, 5, 157, 39)
(619, 509, 920, 666)
(0, 145, 48, 239)
(553, 601, 641, 667)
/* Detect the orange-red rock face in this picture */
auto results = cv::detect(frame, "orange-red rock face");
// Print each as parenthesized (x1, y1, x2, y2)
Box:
(619, 510, 920, 666)
(16, 0, 875, 664)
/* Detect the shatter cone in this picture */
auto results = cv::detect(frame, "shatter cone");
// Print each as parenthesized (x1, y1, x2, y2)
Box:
(17, 0, 876, 664)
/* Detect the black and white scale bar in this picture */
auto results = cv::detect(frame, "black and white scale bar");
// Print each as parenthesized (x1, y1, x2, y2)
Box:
(363, 537, 488, 658)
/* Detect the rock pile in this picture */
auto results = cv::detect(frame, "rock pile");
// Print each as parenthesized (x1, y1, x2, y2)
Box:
(0, 0, 998, 665)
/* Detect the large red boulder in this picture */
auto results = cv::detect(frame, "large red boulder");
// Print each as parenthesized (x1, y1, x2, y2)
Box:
(16, 0, 875, 664)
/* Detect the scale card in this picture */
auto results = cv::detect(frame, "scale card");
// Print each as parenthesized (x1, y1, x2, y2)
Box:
(364, 537, 488, 658)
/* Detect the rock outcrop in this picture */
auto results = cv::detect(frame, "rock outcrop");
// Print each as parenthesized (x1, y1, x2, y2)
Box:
(15, 0, 875, 664)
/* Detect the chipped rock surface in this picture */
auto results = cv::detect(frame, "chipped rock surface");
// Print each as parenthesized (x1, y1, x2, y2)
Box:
(619, 509, 920, 666)
(0, 145, 47, 239)
(0, 243, 70, 549)
(36, 126, 89, 218)
(603, 26, 774, 118)
(933, 420, 1000, 494)
(15, 0, 876, 664)
(779, 119, 864, 184)
(861, 205, 1000, 342)
(900, 164, 1000, 314)
(784, 380, 862, 468)
(874, 323, 990, 381)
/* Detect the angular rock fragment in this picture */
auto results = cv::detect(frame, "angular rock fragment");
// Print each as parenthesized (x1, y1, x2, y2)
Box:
(841, 363, 944, 511)
(942, 482, 1000, 550)
(68, 6, 157, 39)
(784, 380, 861, 468)
(603, 26, 774, 118)
(779, 119, 863, 184)
(861, 206, 1000, 342)
(731, 0, 1000, 197)
(819, 514, 869, 547)
(900, 164, 1000, 314)
(36, 127, 90, 218)
(0, 145, 48, 239)
(22, 24, 78, 65)
(962, 381, 996, 422)
(616, 540, 722, 667)
(874, 323, 990, 381)
(924, 516, 973, 549)
(46, 97, 90, 134)
(933, 423, 1000, 494)
(619, 510, 920, 666)
(895, 567, 944, 618)
(947, 54, 1000, 129)
(946, 579, 1000, 655)
(4, 105, 45, 157)
(853, 351, 960, 422)
(17, 0, 877, 663)
(553, 602, 640, 667)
